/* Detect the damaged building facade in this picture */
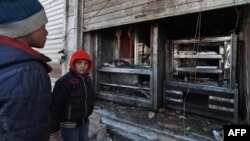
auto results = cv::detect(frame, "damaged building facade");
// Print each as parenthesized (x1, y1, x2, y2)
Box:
(77, 0, 250, 124)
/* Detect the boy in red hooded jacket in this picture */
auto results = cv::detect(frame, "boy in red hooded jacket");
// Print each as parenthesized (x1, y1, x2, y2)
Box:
(50, 50, 95, 141)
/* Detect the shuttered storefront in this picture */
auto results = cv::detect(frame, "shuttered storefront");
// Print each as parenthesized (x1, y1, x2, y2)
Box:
(39, 0, 66, 86)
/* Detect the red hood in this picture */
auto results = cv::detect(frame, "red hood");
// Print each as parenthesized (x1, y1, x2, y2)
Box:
(69, 50, 92, 72)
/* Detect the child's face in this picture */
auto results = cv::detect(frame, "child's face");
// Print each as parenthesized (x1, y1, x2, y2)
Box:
(74, 59, 89, 75)
(29, 25, 48, 48)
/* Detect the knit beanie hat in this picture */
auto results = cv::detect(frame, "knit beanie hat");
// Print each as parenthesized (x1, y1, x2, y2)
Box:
(0, 0, 48, 38)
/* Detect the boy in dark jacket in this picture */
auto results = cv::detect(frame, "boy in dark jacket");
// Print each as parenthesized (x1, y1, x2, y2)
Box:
(0, 0, 51, 141)
(50, 50, 95, 141)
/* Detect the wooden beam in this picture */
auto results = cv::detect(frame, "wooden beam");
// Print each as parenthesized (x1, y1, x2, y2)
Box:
(83, 0, 248, 31)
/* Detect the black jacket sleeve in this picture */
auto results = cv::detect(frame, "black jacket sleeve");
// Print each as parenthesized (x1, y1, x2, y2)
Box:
(50, 79, 70, 134)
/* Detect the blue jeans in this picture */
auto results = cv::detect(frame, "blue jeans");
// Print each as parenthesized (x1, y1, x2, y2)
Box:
(61, 119, 89, 141)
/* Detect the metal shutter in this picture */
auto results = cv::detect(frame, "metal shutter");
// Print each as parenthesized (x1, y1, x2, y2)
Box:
(39, 0, 66, 86)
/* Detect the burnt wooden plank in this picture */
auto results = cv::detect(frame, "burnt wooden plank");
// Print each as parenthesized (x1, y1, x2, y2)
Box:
(185, 103, 234, 117)
(166, 100, 183, 107)
(84, 0, 148, 19)
(174, 54, 223, 59)
(84, 0, 136, 14)
(85, 0, 108, 8)
(166, 85, 235, 98)
(208, 99, 235, 109)
(151, 25, 160, 109)
(83, 0, 248, 31)
(187, 104, 234, 121)
(99, 81, 150, 90)
(84, 1, 108, 14)
(98, 67, 151, 74)
(166, 81, 237, 97)
(175, 67, 223, 74)
(230, 33, 237, 89)
(172, 36, 231, 44)
(166, 102, 235, 122)
(166, 92, 184, 99)
(96, 91, 151, 108)
(84, 0, 189, 24)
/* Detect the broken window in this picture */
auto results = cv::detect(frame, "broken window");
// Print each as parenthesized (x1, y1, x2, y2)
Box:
(99, 24, 151, 68)
(95, 24, 152, 106)
(170, 36, 232, 86)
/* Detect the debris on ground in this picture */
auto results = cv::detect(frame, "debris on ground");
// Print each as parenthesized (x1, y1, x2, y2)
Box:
(93, 100, 228, 141)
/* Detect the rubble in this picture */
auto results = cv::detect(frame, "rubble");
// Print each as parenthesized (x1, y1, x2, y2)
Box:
(90, 100, 228, 141)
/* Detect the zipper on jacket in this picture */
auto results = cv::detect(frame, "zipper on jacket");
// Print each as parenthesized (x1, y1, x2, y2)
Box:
(81, 77, 88, 118)
(67, 104, 72, 119)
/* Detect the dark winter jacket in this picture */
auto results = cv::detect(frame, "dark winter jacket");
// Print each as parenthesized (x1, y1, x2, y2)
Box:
(50, 50, 94, 134)
(0, 35, 52, 141)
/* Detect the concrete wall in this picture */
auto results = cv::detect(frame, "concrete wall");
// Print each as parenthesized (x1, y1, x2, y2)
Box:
(63, 0, 85, 72)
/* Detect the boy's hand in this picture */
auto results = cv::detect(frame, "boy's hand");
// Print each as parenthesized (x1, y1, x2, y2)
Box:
(49, 136, 61, 141)
(49, 132, 61, 141)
